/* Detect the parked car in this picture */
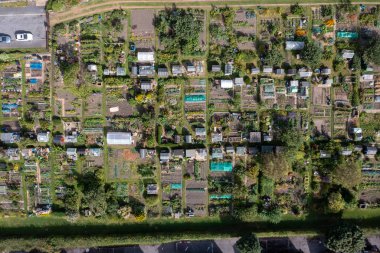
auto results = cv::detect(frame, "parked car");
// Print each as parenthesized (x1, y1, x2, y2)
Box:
(0, 35, 11, 43)
(15, 32, 33, 41)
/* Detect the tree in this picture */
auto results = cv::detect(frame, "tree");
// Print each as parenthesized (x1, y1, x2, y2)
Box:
(326, 223, 365, 253)
(290, 4, 304, 15)
(79, 170, 107, 217)
(155, 8, 203, 54)
(264, 47, 284, 66)
(63, 186, 81, 217)
(275, 119, 303, 151)
(351, 55, 361, 71)
(332, 158, 361, 189)
(328, 192, 345, 213)
(302, 42, 323, 67)
(236, 233, 262, 253)
(363, 38, 380, 65)
(260, 153, 290, 181)
(321, 5, 332, 17)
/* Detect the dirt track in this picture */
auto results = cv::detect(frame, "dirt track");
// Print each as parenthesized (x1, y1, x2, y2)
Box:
(49, 0, 377, 26)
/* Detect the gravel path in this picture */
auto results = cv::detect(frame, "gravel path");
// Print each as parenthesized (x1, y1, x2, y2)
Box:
(49, 0, 378, 26)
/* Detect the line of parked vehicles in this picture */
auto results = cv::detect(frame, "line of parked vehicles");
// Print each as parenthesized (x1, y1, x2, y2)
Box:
(0, 32, 33, 43)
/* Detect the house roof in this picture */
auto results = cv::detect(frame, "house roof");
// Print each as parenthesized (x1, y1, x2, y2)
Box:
(187, 64, 196, 72)
(263, 66, 273, 73)
(195, 128, 206, 136)
(225, 63, 233, 75)
(185, 135, 192, 143)
(0, 133, 20, 144)
(186, 149, 197, 158)
(236, 146, 246, 155)
(141, 81, 152, 91)
(172, 149, 184, 157)
(211, 133, 223, 143)
(321, 68, 331, 75)
(249, 132, 261, 143)
(172, 65, 182, 75)
(147, 184, 158, 194)
(299, 71, 313, 78)
(116, 67, 126, 76)
(140, 149, 147, 159)
(365, 146, 377, 155)
(212, 65, 221, 72)
(342, 49, 355, 59)
(37, 132, 49, 143)
(234, 77, 244, 86)
(87, 64, 97, 72)
(251, 67, 260, 74)
(158, 68, 168, 77)
(275, 68, 285, 75)
(211, 148, 223, 159)
(225, 146, 234, 153)
(287, 69, 297, 75)
(160, 152, 170, 160)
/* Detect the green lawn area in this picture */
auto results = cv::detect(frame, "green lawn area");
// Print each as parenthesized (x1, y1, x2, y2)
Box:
(342, 208, 380, 220)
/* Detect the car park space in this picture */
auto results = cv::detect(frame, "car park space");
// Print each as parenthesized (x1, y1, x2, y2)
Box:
(0, 6, 46, 49)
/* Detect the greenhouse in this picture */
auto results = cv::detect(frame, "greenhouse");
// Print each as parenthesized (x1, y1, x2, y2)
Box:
(185, 95, 206, 102)
(210, 162, 233, 172)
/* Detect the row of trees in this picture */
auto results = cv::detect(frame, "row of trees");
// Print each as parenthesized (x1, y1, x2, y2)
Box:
(236, 223, 365, 253)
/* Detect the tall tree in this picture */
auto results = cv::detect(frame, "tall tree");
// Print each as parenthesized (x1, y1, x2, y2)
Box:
(326, 223, 365, 253)
(264, 46, 284, 66)
(302, 42, 323, 68)
(236, 233, 262, 253)
(332, 158, 361, 189)
(260, 153, 290, 182)
(363, 38, 380, 65)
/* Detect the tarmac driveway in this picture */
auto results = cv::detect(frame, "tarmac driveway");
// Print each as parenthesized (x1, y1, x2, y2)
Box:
(0, 6, 47, 49)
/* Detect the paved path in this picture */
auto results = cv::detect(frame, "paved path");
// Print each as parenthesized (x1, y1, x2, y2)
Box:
(63, 236, 380, 253)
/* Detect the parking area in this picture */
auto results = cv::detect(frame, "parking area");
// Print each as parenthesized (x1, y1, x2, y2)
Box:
(0, 6, 46, 49)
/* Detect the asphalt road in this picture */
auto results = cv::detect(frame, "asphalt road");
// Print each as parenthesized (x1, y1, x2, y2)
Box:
(0, 6, 47, 49)
(63, 236, 380, 253)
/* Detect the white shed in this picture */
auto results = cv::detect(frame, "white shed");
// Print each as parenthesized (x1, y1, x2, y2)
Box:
(137, 52, 155, 62)
(221, 80, 233, 89)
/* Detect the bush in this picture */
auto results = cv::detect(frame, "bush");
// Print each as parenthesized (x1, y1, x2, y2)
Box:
(290, 4, 304, 15)
(321, 5, 332, 17)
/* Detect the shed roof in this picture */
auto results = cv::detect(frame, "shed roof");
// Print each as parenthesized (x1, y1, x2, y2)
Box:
(286, 41, 305, 50)
(137, 51, 154, 62)
(221, 79, 233, 89)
